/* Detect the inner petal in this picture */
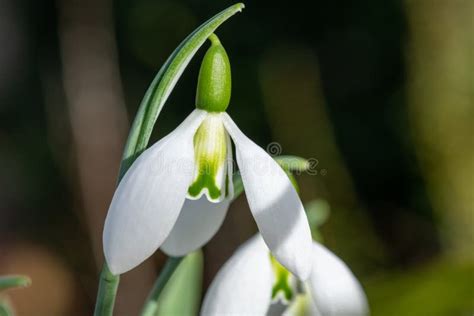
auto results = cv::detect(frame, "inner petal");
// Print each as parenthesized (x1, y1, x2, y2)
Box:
(187, 113, 230, 202)
(270, 254, 297, 304)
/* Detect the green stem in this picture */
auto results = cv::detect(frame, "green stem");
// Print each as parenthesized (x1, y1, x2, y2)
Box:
(93, 264, 120, 316)
(140, 257, 184, 316)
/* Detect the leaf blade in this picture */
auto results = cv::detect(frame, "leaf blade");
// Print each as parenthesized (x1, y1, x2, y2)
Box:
(155, 252, 204, 316)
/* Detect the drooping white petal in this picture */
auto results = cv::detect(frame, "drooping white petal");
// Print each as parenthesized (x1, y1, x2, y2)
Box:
(201, 235, 274, 316)
(103, 109, 207, 275)
(308, 243, 369, 316)
(160, 197, 231, 256)
(222, 113, 312, 280)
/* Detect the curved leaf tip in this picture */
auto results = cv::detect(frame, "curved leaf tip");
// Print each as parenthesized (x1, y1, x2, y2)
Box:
(274, 155, 310, 172)
(0, 275, 31, 291)
(234, 3, 245, 12)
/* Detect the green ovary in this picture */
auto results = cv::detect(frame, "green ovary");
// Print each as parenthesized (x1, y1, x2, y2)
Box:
(270, 255, 294, 302)
(188, 114, 228, 201)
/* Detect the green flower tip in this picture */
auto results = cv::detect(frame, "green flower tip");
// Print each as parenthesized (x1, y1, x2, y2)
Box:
(195, 34, 232, 113)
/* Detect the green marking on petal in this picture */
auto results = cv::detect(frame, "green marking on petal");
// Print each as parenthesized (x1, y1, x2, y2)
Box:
(188, 113, 229, 202)
(270, 254, 294, 302)
(188, 172, 222, 200)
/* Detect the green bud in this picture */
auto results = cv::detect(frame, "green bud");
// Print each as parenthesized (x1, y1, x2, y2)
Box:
(195, 34, 231, 112)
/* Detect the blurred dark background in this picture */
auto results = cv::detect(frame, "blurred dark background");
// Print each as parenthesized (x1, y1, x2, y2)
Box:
(0, 0, 472, 315)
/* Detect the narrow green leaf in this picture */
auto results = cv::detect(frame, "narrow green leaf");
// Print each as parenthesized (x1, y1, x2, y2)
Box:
(140, 257, 183, 316)
(0, 276, 31, 292)
(0, 300, 14, 316)
(155, 251, 204, 316)
(119, 3, 245, 179)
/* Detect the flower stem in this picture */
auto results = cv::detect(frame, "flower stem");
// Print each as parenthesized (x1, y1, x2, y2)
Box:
(140, 257, 184, 316)
(93, 264, 120, 316)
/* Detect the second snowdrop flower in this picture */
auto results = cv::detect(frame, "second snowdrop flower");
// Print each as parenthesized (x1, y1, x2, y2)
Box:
(201, 235, 369, 316)
(103, 34, 312, 277)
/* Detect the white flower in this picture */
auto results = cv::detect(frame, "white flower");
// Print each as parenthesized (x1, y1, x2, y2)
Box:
(102, 109, 312, 277)
(103, 34, 312, 277)
(201, 235, 369, 316)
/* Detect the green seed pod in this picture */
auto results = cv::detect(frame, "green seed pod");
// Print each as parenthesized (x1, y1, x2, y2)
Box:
(195, 34, 231, 112)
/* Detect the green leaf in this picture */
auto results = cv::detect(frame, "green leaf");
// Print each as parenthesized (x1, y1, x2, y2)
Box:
(155, 251, 204, 316)
(119, 3, 245, 180)
(0, 275, 31, 292)
(274, 155, 310, 173)
(0, 300, 14, 316)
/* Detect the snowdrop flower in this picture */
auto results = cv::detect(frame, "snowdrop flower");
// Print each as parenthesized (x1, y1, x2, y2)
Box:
(201, 235, 369, 316)
(103, 34, 312, 277)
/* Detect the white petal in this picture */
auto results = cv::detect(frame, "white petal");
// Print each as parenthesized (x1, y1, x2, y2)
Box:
(103, 109, 207, 274)
(308, 243, 369, 316)
(222, 113, 312, 280)
(160, 197, 231, 256)
(201, 235, 274, 316)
